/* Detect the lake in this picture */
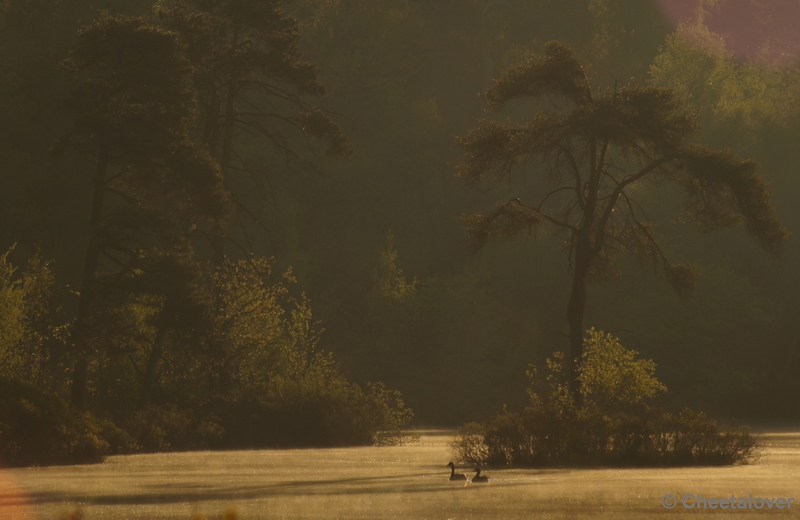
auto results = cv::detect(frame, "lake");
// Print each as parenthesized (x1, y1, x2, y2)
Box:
(2, 429, 799, 518)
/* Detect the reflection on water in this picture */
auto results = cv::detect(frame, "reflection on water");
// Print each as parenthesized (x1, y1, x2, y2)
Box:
(2, 430, 800, 519)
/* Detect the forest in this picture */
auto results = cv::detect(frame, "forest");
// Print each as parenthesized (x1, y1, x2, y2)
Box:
(1, 0, 799, 466)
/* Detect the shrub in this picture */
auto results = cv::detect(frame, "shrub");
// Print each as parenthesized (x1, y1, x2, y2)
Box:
(451, 421, 491, 465)
(219, 370, 414, 448)
(0, 247, 61, 387)
(451, 330, 758, 467)
(453, 400, 757, 468)
(578, 329, 667, 414)
(653, 408, 759, 465)
(121, 404, 225, 452)
(0, 376, 137, 467)
(363, 382, 417, 446)
(184, 257, 416, 449)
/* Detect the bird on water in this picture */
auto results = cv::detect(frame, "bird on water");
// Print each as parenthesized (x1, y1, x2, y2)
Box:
(472, 467, 489, 483)
(446, 462, 468, 481)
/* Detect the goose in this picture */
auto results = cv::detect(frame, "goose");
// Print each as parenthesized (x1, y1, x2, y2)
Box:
(446, 462, 468, 481)
(472, 467, 489, 483)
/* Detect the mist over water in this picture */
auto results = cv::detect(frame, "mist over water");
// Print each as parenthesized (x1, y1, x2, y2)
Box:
(1, 430, 799, 519)
(2, 0, 800, 517)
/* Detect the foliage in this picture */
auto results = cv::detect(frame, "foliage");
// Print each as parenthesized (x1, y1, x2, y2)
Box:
(221, 372, 414, 448)
(0, 246, 62, 388)
(0, 376, 137, 467)
(578, 328, 667, 413)
(452, 330, 758, 467)
(214, 274, 415, 447)
(201, 256, 290, 394)
(84, 255, 414, 451)
(61, 11, 229, 234)
(457, 39, 787, 397)
(155, 0, 351, 241)
(121, 404, 224, 452)
(453, 404, 758, 467)
(4, 0, 800, 461)
(650, 20, 800, 149)
(60, 12, 229, 407)
(459, 40, 787, 262)
(62, 13, 227, 218)
(372, 231, 418, 301)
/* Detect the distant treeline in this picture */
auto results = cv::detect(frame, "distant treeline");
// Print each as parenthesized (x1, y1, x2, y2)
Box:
(1, 0, 799, 467)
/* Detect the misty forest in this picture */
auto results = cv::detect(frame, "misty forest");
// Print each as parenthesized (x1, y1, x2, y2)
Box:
(2, 0, 800, 517)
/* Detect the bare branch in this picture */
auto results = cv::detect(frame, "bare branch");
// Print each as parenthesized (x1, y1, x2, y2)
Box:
(591, 154, 678, 258)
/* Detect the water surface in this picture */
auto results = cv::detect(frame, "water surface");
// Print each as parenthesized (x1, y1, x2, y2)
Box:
(2, 429, 799, 518)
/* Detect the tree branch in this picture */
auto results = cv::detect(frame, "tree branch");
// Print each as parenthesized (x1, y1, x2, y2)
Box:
(591, 154, 678, 257)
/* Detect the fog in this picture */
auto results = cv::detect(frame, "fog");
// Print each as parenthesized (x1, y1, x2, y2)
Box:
(1, 0, 799, 516)
(4, 430, 800, 518)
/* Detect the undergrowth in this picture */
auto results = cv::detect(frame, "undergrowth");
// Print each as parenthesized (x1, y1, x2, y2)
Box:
(451, 329, 758, 467)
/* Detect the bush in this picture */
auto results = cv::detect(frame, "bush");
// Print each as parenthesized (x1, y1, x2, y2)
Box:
(0, 376, 137, 467)
(219, 372, 414, 448)
(451, 330, 758, 467)
(189, 258, 415, 449)
(653, 409, 759, 465)
(121, 404, 225, 453)
(453, 406, 757, 467)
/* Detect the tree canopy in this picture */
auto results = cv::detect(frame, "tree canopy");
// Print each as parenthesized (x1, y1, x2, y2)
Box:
(457, 41, 788, 398)
(60, 13, 228, 407)
(3, 0, 800, 454)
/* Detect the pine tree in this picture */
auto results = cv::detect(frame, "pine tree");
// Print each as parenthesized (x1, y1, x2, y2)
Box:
(60, 14, 228, 407)
(456, 41, 788, 401)
(157, 0, 351, 254)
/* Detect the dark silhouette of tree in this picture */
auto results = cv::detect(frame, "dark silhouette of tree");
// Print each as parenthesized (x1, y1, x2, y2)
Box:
(127, 253, 210, 410)
(59, 14, 228, 408)
(157, 0, 351, 254)
(456, 41, 788, 400)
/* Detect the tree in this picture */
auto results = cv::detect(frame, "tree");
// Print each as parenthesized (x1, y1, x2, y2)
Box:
(0, 246, 57, 387)
(650, 19, 800, 151)
(109, 252, 211, 410)
(372, 231, 418, 301)
(201, 255, 290, 395)
(578, 328, 666, 414)
(156, 0, 351, 255)
(60, 14, 228, 408)
(456, 41, 788, 401)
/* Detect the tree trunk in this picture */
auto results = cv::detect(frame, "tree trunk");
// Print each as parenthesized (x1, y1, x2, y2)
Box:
(139, 326, 167, 410)
(212, 80, 236, 261)
(70, 354, 89, 407)
(219, 360, 233, 395)
(566, 231, 592, 405)
(211, 29, 239, 263)
(566, 266, 587, 404)
(565, 130, 600, 405)
(70, 140, 109, 408)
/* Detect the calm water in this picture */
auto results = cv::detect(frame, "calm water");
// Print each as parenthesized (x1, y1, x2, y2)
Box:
(2, 429, 799, 519)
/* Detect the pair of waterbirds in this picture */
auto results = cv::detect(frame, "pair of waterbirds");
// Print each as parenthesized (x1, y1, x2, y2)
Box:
(446, 461, 488, 483)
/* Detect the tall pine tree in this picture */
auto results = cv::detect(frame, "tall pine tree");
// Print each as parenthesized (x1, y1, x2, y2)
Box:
(457, 41, 788, 401)
(60, 14, 228, 407)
